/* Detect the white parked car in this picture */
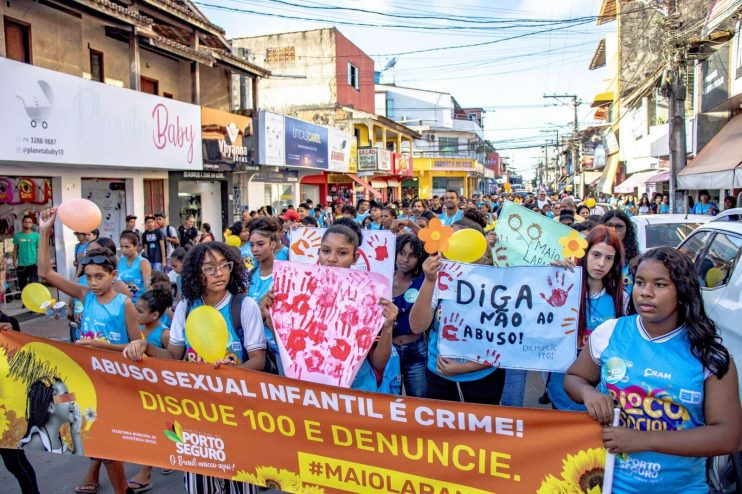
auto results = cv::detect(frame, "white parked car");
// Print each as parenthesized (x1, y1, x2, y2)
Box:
(630, 214, 710, 252)
(677, 211, 742, 492)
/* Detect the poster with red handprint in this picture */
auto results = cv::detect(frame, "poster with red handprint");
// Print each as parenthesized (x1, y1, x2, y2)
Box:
(435, 261, 582, 372)
(269, 261, 392, 387)
(289, 228, 395, 291)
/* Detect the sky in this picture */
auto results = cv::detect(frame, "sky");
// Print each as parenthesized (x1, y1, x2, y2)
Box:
(197, 0, 613, 179)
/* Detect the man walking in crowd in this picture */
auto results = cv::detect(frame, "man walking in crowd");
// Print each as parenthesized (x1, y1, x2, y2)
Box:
(142, 215, 166, 272)
(178, 215, 199, 250)
(355, 199, 370, 223)
(155, 213, 179, 264)
(12, 215, 39, 290)
(429, 195, 443, 215)
(124, 215, 140, 237)
(439, 190, 463, 226)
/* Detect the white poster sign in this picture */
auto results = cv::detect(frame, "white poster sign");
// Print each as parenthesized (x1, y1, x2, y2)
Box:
(328, 128, 352, 172)
(436, 261, 581, 372)
(259, 110, 285, 166)
(0, 57, 201, 169)
(289, 227, 395, 291)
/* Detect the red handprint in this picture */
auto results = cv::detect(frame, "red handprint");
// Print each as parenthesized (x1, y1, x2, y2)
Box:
(367, 234, 389, 261)
(477, 349, 501, 367)
(441, 312, 464, 341)
(437, 264, 464, 291)
(494, 246, 510, 267)
(540, 271, 574, 307)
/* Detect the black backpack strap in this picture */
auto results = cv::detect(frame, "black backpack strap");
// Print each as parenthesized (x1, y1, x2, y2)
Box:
(230, 292, 247, 343)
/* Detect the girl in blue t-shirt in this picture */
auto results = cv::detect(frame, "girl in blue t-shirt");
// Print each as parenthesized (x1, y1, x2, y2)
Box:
(392, 234, 428, 398)
(547, 225, 626, 410)
(602, 210, 640, 295)
(37, 209, 138, 494)
(245, 217, 281, 373)
(260, 219, 400, 394)
(409, 221, 506, 405)
(118, 231, 151, 303)
(565, 247, 741, 494)
(127, 286, 172, 491)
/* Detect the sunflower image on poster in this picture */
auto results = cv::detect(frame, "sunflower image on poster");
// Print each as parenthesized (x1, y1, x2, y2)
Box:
(0, 342, 97, 454)
(232, 466, 325, 493)
(537, 447, 606, 493)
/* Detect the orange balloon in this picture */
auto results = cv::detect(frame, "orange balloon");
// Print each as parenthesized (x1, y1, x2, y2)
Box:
(57, 198, 102, 233)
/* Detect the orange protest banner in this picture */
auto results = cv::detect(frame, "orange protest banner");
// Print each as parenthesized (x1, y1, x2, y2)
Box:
(0, 332, 607, 493)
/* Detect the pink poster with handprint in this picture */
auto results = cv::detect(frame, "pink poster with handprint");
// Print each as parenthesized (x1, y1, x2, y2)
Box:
(435, 261, 582, 372)
(269, 261, 391, 387)
(289, 228, 395, 291)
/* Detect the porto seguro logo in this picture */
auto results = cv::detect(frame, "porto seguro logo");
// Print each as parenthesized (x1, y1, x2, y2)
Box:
(164, 420, 226, 461)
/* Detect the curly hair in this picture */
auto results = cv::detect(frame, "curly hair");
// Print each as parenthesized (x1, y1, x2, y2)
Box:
(463, 208, 488, 228)
(247, 217, 282, 237)
(395, 234, 427, 277)
(138, 286, 174, 317)
(180, 242, 247, 302)
(631, 247, 730, 378)
(601, 210, 639, 263)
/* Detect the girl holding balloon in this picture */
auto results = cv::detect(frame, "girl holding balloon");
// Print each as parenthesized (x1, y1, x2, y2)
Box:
(37, 208, 137, 494)
(117, 231, 151, 303)
(124, 242, 267, 494)
(409, 221, 506, 405)
(259, 219, 401, 393)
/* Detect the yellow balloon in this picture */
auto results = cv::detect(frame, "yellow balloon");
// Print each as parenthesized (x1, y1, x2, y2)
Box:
(21, 283, 51, 313)
(225, 235, 241, 247)
(185, 306, 228, 363)
(585, 198, 596, 208)
(443, 229, 487, 263)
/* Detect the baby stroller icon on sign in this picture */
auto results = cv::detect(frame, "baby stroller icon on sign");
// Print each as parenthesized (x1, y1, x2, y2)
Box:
(16, 80, 54, 129)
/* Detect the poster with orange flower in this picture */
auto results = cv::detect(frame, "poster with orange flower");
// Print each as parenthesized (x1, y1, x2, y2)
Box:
(0, 331, 608, 493)
(493, 201, 586, 267)
(435, 261, 582, 372)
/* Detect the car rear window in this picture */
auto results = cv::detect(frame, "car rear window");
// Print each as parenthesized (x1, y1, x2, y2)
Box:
(645, 223, 700, 249)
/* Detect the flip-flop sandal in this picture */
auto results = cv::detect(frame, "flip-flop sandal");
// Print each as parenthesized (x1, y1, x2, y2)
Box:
(126, 481, 152, 493)
(74, 483, 101, 494)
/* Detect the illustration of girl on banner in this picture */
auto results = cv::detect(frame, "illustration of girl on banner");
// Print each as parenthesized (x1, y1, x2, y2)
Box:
(20, 377, 84, 456)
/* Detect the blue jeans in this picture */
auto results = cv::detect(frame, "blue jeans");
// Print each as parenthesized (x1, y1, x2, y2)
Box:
(151, 262, 163, 272)
(393, 335, 427, 398)
(500, 369, 528, 407)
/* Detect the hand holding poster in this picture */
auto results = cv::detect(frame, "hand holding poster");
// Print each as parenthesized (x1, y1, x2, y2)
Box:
(0, 331, 609, 494)
(493, 201, 587, 267)
(269, 260, 391, 387)
(290, 227, 395, 291)
(436, 261, 582, 372)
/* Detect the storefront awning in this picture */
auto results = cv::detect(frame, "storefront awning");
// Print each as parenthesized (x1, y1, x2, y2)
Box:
(591, 91, 614, 108)
(645, 170, 670, 183)
(678, 113, 742, 189)
(347, 174, 382, 199)
(614, 170, 658, 193)
(597, 154, 620, 194)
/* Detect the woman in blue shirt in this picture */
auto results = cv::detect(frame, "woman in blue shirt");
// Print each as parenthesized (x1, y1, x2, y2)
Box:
(602, 210, 640, 295)
(565, 247, 741, 494)
(548, 225, 626, 410)
(392, 234, 428, 397)
(118, 231, 151, 303)
(409, 221, 506, 405)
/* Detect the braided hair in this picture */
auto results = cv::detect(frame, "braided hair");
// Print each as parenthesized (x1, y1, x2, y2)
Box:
(24, 377, 62, 437)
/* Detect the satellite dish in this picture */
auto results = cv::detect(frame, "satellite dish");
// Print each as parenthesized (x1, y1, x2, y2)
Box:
(384, 57, 398, 71)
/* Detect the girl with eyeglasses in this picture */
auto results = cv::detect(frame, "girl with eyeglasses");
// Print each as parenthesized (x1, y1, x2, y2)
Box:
(38, 209, 137, 494)
(124, 242, 267, 494)
(601, 210, 640, 294)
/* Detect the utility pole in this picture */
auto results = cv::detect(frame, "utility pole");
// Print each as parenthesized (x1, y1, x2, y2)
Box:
(544, 94, 580, 195)
(660, 0, 686, 213)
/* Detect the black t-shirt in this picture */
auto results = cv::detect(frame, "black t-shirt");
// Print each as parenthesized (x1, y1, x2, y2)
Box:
(142, 228, 164, 263)
(178, 225, 199, 248)
(431, 207, 443, 215)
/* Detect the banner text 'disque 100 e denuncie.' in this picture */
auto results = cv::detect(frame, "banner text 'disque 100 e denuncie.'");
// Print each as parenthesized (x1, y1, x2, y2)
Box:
(0, 332, 606, 494)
